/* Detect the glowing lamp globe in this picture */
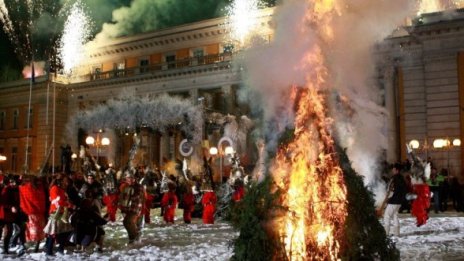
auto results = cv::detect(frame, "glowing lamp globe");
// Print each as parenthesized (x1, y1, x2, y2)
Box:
(85, 136, 95, 145)
(101, 137, 110, 146)
(409, 140, 420, 149)
(224, 146, 234, 155)
(209, 147, 218, 156)
(453, 139, 461, 147)
(433, 139, 444, 149)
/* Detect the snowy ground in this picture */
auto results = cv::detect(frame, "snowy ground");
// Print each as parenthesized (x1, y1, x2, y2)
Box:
(3, 210, 464, 260)
(395, 211, 464, 261)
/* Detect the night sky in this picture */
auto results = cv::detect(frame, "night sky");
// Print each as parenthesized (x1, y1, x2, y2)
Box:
(0, 0, 276, 81)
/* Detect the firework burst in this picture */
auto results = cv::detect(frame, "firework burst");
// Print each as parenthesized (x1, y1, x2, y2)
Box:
(418, 0, 464, 14)
(58, 0, 92, 75)
(225, 0, 263, 46)
(0, 0, 62, 64)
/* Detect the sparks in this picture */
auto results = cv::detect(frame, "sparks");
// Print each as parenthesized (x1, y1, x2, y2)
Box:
(58, 0, 92, 75)
(226, 0, 262, 46)
(418, 0, 464, 15)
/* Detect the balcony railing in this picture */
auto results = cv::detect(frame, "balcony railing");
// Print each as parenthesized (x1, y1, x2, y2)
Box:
(56, 52, 234, 84)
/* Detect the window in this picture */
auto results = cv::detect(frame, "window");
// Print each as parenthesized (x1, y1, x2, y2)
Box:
(114, 62, 125, 77)
(223, 44, 234, 53)
(165, 55, 176, 69)
(11, 147, 17, 172)
(0, 111, 5, 130)
(93, 67, 102, 80)
(25, 108, 33, 129)
(12, 109, 19, 129)
(139, 58, 149, 73)
(192, 48, 205, 65)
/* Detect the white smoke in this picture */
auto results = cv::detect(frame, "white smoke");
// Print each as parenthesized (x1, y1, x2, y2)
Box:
(242, 0, 418, 204)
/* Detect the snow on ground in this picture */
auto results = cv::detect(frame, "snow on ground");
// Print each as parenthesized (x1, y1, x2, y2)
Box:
(3, 210, 464, 260)
(395, 212, 464, 261)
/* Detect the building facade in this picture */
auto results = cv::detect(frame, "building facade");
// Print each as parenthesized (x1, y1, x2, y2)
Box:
(1, 8, 464, 182)
(0, 9, 273, 175)
(379, 9, 464, 178)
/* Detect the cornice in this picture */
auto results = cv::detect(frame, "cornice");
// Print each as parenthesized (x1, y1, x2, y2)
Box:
(68, 61, 237, 90)
(85, 8, 275, 61)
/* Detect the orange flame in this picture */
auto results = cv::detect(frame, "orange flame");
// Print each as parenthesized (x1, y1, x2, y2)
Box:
(272, 1, 347, 260)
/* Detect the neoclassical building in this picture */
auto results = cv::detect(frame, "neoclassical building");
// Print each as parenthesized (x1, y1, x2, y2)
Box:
(0, 8, 273, 175)
(378, 9, 464, 178)
(1, 8, 464, 181)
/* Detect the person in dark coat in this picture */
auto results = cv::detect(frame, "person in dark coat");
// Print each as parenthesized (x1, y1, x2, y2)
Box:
(71, 189, 107, 252)
(0, 175, 20, 254)
(383, 163, 407, 236)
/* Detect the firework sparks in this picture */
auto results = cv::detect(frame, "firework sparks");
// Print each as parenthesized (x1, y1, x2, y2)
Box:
(58, 0, 92, 75)
(418, 0, 464, 14)
(226, 0, 262, 45)
(0, 0, 63, 67)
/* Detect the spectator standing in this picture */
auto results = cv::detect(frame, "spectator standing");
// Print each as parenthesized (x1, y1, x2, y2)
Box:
(438, 168, 449, 212)
(427, 167, 440, 214)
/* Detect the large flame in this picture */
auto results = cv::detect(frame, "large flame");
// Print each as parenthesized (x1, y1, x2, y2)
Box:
(272, 1, 347, 260)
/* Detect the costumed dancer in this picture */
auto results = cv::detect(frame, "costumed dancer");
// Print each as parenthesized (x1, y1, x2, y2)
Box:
(161, 182, 178, 224)
(43, 175, 74, 256)
(182, 183, 195, 224)
(407, 144, 431, 227)
(19, 175, 47, 253)
(201, 183, 217, 224)
(102, 168, 119, 222)
(118, 171, 145, 244)
(141, 168, 157, 224)
(232, 178, 245, 202)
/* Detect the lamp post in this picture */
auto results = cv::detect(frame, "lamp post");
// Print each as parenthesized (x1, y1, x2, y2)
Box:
(432, 138, 461, 174)
(209, 144, 234, 184)
(86, 130, 110, 165)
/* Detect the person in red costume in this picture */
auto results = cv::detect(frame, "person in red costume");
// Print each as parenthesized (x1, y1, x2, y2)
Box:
(407, 144, 431, 227)
(182, 183, 195, 224)
(161, 182, 178, 224)
(232, 179, 245, 202)
(102, 168, 119, 223)
(43, 175, 74, 256)
(19, 175, 47, 253)
(201, 187, 217, 224)
(411, 179, 430, 227)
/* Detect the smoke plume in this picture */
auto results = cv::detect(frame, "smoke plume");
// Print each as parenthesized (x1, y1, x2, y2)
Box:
(242, 0, 418, 203)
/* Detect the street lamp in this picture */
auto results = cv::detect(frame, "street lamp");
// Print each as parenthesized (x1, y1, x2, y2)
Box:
(433, 138, 461, 174)
(209, 142, 234, 184)
(86, 131, 110, 165)
(0, 155, 6, 171)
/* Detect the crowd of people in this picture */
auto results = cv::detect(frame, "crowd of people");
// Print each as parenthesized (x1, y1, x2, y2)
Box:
(381, 157, 464, 237)
(0, 161, 246, 257)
